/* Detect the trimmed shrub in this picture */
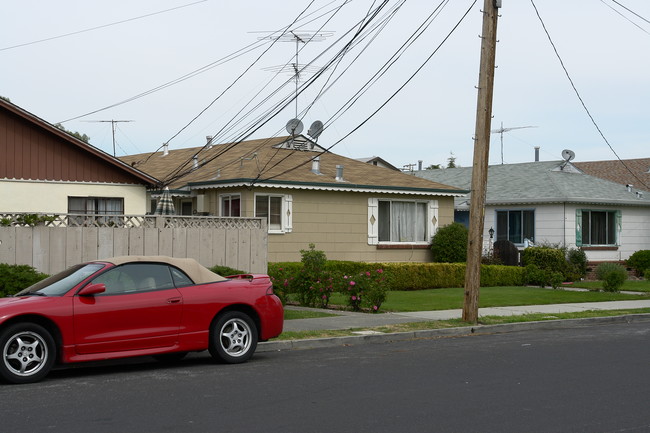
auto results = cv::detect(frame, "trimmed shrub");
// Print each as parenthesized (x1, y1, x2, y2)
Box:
(627, 250, 650, 277)
(430, 223, 468, 263)
(521, 246, 565, 273)
(210, 265, 246, 276)
(0, 264, 48, 297)
(595, 262, 627, 292)
(268, 261, 527, 294)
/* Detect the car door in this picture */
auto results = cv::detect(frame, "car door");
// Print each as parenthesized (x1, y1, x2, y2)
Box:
(73, 263, 183, 355)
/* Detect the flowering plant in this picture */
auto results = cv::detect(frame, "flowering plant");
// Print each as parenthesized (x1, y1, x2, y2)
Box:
(339, 269, 386, 312)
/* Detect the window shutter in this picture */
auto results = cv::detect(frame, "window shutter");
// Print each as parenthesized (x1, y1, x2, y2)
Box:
(284, 195, 293, 233)
(575, 209, 582, 246)
(615, 209, 622, 245)
(428, 200, 439, 241)
(367, 198, 378, 245)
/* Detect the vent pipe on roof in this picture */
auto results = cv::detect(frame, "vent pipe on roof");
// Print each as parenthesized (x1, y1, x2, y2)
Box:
(418, 160, 423, 170)
(311, 156, 321, 175)
(636, 191, 644, 199)
(335, 165, 344, 182)
(162, 143, 169, 156)
(193, 155, 199, 169)
(206, 136, 213, 148)
(626, 184, 633, 192)
(534, 146, 540, 162)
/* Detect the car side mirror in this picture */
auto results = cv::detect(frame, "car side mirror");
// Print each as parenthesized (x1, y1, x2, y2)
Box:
(78, 283, 106, 296)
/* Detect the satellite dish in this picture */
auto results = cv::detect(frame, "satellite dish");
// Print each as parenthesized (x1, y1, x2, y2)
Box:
(286, 118, 304, 136)
(561, 149, 575, 162)
(307, 120, 323, 140)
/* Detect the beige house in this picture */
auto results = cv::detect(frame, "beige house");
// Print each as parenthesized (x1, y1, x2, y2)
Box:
(122, 136, 466, 262)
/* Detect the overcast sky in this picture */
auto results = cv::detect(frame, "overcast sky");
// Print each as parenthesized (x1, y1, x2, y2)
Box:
(2, 0, 648, 170)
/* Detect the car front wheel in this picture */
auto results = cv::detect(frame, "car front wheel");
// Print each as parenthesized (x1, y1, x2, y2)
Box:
(209, 311, 258, 364)
(0, 323, 56, 384)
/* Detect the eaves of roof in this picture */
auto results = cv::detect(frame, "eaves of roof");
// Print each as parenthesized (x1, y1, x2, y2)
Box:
(188, 178, 469, 196)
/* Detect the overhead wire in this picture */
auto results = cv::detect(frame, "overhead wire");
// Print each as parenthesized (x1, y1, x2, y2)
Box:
(57, 0, 346, 125)
(158, 0, 363, 185)
(1, 0, 208, 52)
(159, 0, 385, 186)
(530, 0, 649, 190)
(256, 0, 477, 184)
(600, 0, 650, 36)
(255, 0, 405, 178)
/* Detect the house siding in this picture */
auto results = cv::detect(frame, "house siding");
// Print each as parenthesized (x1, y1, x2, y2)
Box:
(202, 187, 454, 262)
(0, 179, 148, 214)
(485, 203, 650, 262)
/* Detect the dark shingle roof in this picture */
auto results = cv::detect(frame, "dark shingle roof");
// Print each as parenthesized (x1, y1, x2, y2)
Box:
(574, 158, 650, 192)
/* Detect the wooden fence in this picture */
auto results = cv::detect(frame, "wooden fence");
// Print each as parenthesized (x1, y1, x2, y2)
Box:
(0, 213, 268, 275)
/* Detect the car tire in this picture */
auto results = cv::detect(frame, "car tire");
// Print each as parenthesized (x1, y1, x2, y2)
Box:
(209, 311, 258, 364)
(0, 323, 56, 384)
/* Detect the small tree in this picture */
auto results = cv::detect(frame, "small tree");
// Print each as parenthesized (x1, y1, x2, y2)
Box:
(431, 223, 468, 263)
(596, 262, 627, 292)
(294, 243, 330, 307)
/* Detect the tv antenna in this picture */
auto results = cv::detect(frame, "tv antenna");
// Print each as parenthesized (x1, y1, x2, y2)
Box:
(83, 119, 134, 156)
(255, 30, 333, 118)
(491, 122, 537, 164)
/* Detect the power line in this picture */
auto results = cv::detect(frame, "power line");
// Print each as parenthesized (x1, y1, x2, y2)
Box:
(158, 0, 385, 186)
(0, 1, 207, 52)
(257, 0, 477, 184)
(530, 0, 649, 190)
(57, 0, 347, 125)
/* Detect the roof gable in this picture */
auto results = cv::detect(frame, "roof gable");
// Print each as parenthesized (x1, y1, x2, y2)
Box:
(0, 99, 158, 186)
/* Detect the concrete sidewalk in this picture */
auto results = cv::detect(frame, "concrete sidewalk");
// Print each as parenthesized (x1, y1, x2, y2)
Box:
(281, 300, 650, 332)
(257, 300, 650, 353)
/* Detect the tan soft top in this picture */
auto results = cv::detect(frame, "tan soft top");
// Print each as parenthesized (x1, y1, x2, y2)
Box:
(101, 256, 226, 283)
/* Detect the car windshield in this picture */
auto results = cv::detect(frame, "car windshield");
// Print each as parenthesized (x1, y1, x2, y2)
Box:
(15, 263, 106, 297)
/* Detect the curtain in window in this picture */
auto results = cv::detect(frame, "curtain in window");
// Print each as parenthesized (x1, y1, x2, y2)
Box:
(388, 202, 427, 242)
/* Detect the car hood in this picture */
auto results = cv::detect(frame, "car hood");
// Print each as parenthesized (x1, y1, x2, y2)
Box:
(0, 295, 62, 319)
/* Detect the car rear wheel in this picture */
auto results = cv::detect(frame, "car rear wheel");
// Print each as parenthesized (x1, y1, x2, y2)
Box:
(0, 323, 56, 384)
(209, 311, 258, 364)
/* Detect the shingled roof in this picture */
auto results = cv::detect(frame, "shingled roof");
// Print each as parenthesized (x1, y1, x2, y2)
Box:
(414, 160, 650, 208)
(574, 158, 650, 193)
(121, 136, 467, 196)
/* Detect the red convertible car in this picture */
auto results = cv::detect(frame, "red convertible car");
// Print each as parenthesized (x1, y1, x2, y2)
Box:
(0, 256, 283, 384)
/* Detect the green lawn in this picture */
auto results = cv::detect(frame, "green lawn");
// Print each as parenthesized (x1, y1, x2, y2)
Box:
(326, 286, 650, 313)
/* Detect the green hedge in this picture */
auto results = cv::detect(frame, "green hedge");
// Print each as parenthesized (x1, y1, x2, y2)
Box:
(0, 264, 48, 297)
(268, 261, 525, 292)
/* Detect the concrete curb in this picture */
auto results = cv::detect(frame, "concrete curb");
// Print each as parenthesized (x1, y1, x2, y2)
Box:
(258, 313, 650, 353)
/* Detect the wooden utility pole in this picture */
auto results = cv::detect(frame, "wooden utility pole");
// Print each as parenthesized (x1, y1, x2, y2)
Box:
(462, 0, 500, 323)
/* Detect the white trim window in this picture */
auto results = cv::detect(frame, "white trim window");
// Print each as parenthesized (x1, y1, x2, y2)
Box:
(255, 194, 292, 233)
(368, 198, 437, 244)
(220, 194, 241, 217)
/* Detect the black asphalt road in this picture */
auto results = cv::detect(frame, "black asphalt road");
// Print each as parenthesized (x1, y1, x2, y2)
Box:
(2, 320, 649, 433)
